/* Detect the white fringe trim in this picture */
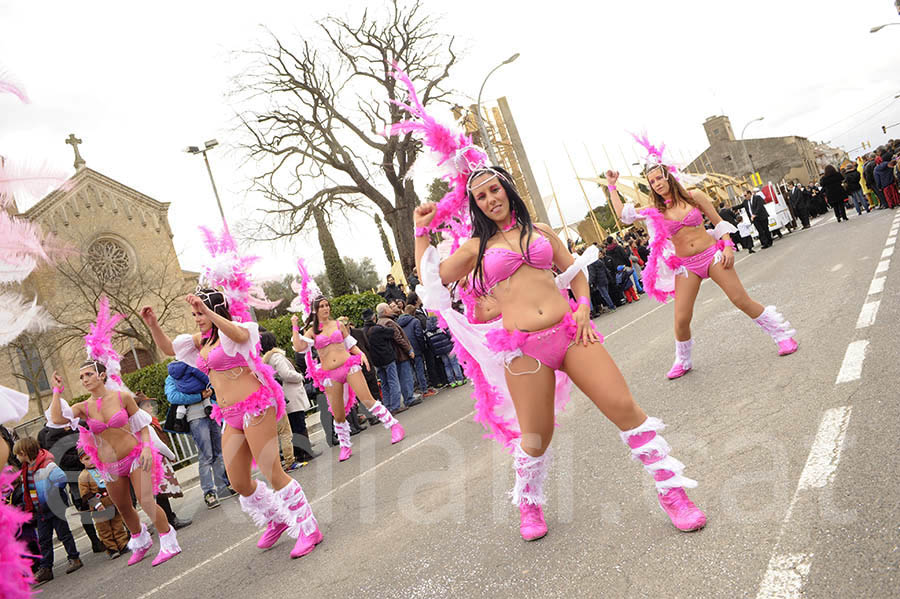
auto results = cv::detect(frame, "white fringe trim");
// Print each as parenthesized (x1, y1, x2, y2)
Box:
(158, 528, 181, 553)
(333, 420, 352, 448)
(239, 480, 281, 529)
(276, 480, 318, 538)
(674, 339, 693, 368)
(754, 305, 796, 343)
(509, 440, 551, 506)
(127, 523, 151, 552)
(627, 435, 671, 460)
(369, 401, 398, 429)
(618, 416, 666, 444)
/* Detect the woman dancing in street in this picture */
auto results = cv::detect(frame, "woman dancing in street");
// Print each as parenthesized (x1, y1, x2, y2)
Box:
(390, 66, 706, 541)
(48, 300, 180, 567)
(141, 228, 321, 559)
(607, 135, 798, 379)
(292, 295, 406, 462)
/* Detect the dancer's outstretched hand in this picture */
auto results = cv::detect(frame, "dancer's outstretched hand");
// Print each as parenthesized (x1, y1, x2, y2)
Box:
(606, 170, 619, 187)
(414, 202, 437, 228)
(574, 304, 600, 346)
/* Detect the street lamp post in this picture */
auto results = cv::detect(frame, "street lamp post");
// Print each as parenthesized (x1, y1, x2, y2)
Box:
(740, 117, 765, 180)
(184, 139, 227, 227)
(475, 53, 520, 165)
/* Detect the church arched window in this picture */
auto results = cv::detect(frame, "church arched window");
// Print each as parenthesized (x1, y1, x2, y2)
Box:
(87, 237, 132, 282)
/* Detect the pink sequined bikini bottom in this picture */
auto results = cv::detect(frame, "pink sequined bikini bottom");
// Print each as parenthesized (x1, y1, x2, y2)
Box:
(486, 312, 602, 372)
(676, 239, 733, 280)
(321, 354, 363, 386)
(211, 385, 277, 431)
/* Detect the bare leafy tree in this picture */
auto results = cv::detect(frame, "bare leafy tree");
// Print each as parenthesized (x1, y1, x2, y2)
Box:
(44, 251, 195, 364)
(235, 0, 457, 276)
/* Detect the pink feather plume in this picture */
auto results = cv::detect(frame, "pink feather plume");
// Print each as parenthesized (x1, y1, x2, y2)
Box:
(0, 467, 36, 598)
(84, 295, 127, 389)
(0, 158, 71, 206)
(0, 67, 29, 104)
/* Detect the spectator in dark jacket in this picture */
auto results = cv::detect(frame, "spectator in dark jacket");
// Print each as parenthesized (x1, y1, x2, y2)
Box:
(346, 316, 382, 412)
(863, 154, 885, 208)
(364, 307, 405, 413)
(408, 292, 446, 388)
(604, 236, 631, 268)
(377, 302, 420, 408)
(601, 251, 626, 306)
(587, 256, 615, 312)
(842, 166, 869, 215)
(398, 305, 436, 397)
(819, 165, 848, 222)
(874, 156, 899, 208)
(381, 274, 407, 303)
(425, 317, 465, 386)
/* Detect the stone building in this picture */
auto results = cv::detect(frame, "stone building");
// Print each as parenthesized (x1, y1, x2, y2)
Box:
(2, 135, 196, 426)
(687, 115, 822, 186)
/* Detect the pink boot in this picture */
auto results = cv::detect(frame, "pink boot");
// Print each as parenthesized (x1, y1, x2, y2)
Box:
(754, 305, 798, 356)
(510, 440, 551, 541)
(621, 417, 707, 532)
(238, 480, 287, 548)
(126, 524, 152, 566)
(667, 339, 693, 380)
(276, 480, 323, 559)
(151, 528, 181, 566)
(334, 420, 353, 462)
(519, 503, 548, 541)
(390, 422, 405, 444)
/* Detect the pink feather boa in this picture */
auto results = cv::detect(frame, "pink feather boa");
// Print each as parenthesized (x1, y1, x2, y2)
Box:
(76, 430, 164, 495)
(638, 207, 683, 303)
(0, 467, 35, 598)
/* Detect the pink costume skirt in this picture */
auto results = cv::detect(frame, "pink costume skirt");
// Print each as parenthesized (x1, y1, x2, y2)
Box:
(211, 384, 278, 431)
(676, 239, 733, 280)
(321, 353, 363, 386)
(77, 431, 164, 494)
(486, 311, 603, 372)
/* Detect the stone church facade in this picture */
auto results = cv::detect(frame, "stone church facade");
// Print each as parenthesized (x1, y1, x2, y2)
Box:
(2, 137, 196, 426)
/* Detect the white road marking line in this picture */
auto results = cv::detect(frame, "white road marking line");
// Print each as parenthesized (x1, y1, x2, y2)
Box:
(855, 300, 880, 329)
(875, 259, 890, 274)
(882, 247, 894, 258)
(756, 406, 851, 599)
(836, 340, 869, 384)
(757, 553, 814, 599)
(868, 277, 885, 295)
(796, 406, 853, 491)
(887, 236, 897, 246)
(830, 263, 843, 272)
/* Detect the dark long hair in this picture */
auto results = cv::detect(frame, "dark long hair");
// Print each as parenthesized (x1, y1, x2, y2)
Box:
(645, 165, 697, 213)
(197, 288, 233, 348)
(305, 296, 330, 335)
(468, 166, 535, 293)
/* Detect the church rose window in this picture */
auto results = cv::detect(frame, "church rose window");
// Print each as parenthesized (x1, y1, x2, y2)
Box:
(87, 238, 131, 282)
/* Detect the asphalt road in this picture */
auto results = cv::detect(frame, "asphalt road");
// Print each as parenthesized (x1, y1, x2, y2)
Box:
(38, 208, 899, 599)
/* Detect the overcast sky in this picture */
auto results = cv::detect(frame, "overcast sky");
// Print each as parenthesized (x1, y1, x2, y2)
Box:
(3, 0, 900, 282)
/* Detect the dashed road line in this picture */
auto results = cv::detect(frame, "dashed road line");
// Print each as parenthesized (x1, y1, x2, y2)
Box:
(868, 277, 885, 295)
(836, 340, 869, 384)
(882, 247, 894, 258)
(855, 300, 880, 329)
(875, 259, 890, 274)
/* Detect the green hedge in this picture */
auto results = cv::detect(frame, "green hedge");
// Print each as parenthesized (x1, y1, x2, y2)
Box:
(258, 291, 382, 355)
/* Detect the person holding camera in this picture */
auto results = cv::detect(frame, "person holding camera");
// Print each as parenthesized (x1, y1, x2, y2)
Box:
(164, 361, 231, 509)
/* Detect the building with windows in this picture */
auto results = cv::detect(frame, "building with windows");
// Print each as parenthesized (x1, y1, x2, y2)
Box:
(687, 115, 826, 186)
(2, 136, 196, 426)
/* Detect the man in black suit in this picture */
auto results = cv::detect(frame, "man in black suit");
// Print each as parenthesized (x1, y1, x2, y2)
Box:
(749, 189, 773, 248)
(789, 181, 810, 229)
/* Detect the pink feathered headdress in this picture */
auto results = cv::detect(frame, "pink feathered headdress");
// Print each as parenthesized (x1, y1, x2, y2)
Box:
(84, 295, 128, 391)
(288, 257, 321, 316)
(388, 64, 489, 252)
(630, 131, 681, 180)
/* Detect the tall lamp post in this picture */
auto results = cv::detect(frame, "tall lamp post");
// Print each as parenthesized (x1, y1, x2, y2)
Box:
(184, 139, 227, 227)
(740, 117, 765, 180)
(475, 53, 519, 165)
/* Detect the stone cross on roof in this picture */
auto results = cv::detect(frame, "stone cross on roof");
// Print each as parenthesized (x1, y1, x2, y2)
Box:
(65, 133, 86, 170)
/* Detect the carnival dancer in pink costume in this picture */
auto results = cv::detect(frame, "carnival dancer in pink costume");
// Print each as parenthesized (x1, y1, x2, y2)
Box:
(607, 134, 798, 380)
(292, 295, 405, 463)
(47, 298, 180, 567)
(140, 228, 321, 560)
(389, 65, 706, 540)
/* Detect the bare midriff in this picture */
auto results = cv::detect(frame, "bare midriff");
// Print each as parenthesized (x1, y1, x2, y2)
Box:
(489, 265, 570, 333)
(309, 322, 352, 371)
(663, 205, 716, 258)
(207, 368, 262, 408)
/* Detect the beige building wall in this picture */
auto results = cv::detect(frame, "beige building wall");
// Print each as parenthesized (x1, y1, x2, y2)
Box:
(2, 167, 196, 427)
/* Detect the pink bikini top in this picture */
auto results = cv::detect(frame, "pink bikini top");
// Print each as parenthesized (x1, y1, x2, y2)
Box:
(197, 344, 249, 374)
(662, 207, 703, 237)
(86, 393, 128, 435)
(314, 329, 344, 350)
(480, 234, 554, 292)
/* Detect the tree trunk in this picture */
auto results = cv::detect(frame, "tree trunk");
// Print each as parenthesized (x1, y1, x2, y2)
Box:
(384, 200, 416, 277)
(313, 205, 352, 296)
